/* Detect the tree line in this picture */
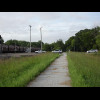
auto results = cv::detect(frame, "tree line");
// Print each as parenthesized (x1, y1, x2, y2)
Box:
(0, 26, 100, 52)
(4, 39, 65, 51)
(65, 26, 100, 52)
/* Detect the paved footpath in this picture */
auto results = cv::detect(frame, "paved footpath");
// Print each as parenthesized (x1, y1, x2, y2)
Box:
(27, 53, 71, 87)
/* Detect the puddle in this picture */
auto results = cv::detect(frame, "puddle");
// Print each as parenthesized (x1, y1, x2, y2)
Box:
(52, 72, 60, 74)
(52, 68, 58, 70)
(60, 80, 71, 86)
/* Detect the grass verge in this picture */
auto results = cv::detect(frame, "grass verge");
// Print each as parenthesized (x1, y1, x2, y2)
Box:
(67, 52, 100, 87)
(0, 52, 59, 87)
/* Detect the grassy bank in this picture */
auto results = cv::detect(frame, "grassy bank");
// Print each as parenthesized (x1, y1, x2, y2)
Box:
(0, 53, 59, 87)
(67, 52, 100, 87)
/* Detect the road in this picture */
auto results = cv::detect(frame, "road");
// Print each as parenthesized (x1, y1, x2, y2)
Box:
(27, 53, 71, 87)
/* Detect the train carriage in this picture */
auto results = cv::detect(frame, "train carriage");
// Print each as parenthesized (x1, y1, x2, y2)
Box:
(1, 45, 9, 53)
(15, 46, 20, 53)
(24, 47, 27, 52)
(0, 44, 40, 53)
(0, 44, 2, 53)
(19, 46, 26, 52)
(8, 45, 15, 53)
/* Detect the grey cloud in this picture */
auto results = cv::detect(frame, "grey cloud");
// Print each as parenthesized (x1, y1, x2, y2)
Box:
(0, 12, 100, 43)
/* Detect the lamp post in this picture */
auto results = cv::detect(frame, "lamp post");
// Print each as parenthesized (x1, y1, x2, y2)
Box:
(0, 35, 2, 53)
(29, 25, 32, 53)
(40, 27, 42, 52)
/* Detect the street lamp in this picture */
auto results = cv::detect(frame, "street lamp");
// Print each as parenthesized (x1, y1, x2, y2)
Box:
(0, 35, 2, 53)
(40, 27, 43, 52)
(29, 25, 32, 53)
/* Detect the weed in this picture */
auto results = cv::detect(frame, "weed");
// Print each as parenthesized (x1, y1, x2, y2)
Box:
(67, 52, 100, 87)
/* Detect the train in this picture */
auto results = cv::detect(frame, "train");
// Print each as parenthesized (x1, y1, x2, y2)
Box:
(0, 44, 40, 53)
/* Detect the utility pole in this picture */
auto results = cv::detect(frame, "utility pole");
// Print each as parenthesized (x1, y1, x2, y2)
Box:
(0, 35, 1, 44)
(0, 35, 2, 53)
(29, 25, 32, 53)
(74, 37, 75, 52)
(40, 27, 42, 52)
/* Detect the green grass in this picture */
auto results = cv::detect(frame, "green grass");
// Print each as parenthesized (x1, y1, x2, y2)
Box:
(67, 52, 100, 87)
(0, 53, 59, 87)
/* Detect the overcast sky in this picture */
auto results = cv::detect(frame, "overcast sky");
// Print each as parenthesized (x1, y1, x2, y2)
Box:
(0, 12, 100, 44)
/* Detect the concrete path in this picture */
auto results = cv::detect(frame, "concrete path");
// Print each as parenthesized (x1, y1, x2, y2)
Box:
(27, 53, 71, 87)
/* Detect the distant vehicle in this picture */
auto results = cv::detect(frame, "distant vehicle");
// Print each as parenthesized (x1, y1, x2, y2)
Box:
(87, 49, 98, 53)
(52, 50, 62, 53)
(35, 50, 46, 53)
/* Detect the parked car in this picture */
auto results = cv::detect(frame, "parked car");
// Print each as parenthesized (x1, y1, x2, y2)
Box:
(52, 50, 62, 53)
(35, 50, 46, 53)
(87, 49, 98, 53)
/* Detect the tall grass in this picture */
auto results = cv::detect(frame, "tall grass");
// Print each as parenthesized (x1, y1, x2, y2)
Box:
(0, 53, 59, 87)
(67, 52, 100, 87)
